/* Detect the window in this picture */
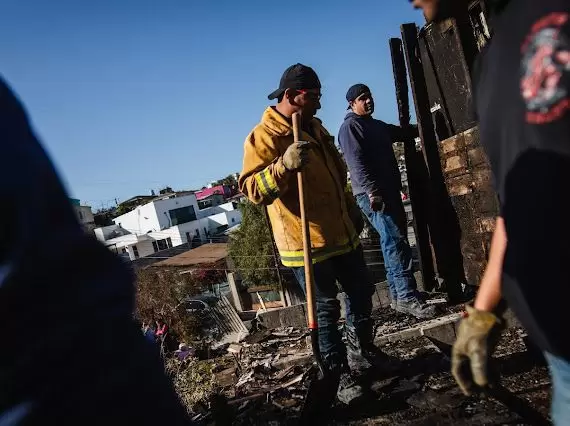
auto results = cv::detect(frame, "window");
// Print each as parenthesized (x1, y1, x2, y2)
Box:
(133, 246, 139, 259)
(168, 206, 196, 226)
(166, 237, 172, 248)
(157, 239, 168, 251)
(231, 218, 235, 223)
(121, 248, 127, 254)
(78, 211, 84, 220)
(152, 241, 158, 252)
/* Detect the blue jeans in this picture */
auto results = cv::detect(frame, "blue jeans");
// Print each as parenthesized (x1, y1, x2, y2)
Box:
(356, 193, 416, 301)
(292, 247, 374, 365)
(545, 352, 570, 425)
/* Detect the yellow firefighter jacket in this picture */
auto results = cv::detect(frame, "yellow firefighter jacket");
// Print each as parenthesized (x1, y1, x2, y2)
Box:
(239, 106, 360, 267)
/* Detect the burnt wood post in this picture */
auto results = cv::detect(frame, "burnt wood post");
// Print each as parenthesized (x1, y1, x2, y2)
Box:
(401, 23, 468, 298)
(389, 37, 436, 292)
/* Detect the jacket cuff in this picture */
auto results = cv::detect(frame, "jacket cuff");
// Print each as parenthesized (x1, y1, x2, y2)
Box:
(275, 156, 293, 179)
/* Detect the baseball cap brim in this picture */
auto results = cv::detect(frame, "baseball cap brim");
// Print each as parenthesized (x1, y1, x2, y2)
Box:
(268, 88, 286, 100)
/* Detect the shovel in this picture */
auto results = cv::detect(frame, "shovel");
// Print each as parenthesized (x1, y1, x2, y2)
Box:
(292, 112, 340, 424)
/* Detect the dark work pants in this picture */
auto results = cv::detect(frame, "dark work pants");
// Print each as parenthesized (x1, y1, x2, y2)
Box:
(292, 247, 375, 367)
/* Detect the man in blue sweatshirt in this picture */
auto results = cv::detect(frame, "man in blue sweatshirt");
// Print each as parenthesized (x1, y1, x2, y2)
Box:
(338, 84, 435, 319)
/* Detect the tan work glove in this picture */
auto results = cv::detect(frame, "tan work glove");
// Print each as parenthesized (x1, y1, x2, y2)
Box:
(283, 141, 311, 171)
(451, 304, 502, 395)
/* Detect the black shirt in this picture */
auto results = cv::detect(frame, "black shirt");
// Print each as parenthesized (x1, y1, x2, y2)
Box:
(475, 0, 570, 359)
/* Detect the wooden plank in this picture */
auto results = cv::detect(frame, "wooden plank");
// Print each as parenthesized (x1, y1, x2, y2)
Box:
(389, 37, 436, 291)
(402, 23, 469, 295)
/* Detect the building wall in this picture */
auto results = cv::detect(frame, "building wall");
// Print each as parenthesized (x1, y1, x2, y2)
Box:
(77, 205, 94, 224)
(106, 196, 241, 256)
(152, 194, 199, 230)
(197, 201, 239, 219)
(112, 193, 199, 234)
(94, 224, 128, 242)
(129, 240, 156, 260)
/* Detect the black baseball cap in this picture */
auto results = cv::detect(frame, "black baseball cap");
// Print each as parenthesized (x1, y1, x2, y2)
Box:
(268, 63, 321, 100)
(346, 83, 371, 102)
(345, 83, 371, 109)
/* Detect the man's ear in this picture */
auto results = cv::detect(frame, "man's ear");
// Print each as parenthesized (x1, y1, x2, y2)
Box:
(284, 88, 296, 103)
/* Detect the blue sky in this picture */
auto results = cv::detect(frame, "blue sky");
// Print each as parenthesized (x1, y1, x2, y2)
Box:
(2, 0, 424, 210)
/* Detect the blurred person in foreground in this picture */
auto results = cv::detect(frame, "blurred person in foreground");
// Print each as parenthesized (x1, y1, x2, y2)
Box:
(411, 0, 570, 423)
(0, 77, 191, 424)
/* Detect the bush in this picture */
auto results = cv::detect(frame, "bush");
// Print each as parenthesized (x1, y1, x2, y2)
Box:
(135, 268, 204, 343)
(166, 357, 217, 414)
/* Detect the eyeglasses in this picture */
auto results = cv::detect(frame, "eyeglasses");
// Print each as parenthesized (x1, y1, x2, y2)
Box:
(297, 89, 322, 101)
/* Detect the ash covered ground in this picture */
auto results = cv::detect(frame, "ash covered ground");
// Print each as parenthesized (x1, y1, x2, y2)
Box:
(189, 306, 551, 425)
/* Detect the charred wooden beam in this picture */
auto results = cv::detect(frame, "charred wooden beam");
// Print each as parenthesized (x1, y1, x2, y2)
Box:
(389, 37, 436, 292)
(401, 23, 469, 298)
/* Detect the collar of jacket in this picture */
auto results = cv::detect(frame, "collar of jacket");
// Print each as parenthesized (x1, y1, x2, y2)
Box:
(261, 106, 324, 137)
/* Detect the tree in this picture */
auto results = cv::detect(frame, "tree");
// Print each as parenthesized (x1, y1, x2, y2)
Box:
(213, 173, 238, 188)
(227, 201, 278, 288)
(159, 186, 174, 195)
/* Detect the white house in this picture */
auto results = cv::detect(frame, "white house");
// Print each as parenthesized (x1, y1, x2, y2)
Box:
(94, 192, 242, 261)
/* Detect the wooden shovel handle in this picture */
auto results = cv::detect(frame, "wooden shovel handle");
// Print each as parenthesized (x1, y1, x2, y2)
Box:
(292, 112, 317, 330)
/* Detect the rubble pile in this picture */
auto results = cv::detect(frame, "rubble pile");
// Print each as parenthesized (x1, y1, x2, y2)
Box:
(215, 327, 314, 424)
(176, 306, 552, 425)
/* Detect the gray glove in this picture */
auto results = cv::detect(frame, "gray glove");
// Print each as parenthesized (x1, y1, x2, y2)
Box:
(283, 141, 311, 171)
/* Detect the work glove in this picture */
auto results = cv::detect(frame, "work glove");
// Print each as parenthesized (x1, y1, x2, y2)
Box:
(283, 141, 311, 171)
(451, 304, 502, 395)
(368, 193, 385, 212)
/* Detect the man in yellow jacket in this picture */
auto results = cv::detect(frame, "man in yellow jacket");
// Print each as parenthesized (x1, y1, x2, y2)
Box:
(240, 64, 382, 405)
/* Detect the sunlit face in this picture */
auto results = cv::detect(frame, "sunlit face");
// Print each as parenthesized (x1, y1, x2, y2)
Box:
(287, 88, 322, 121)
(351, 92, 374, 116)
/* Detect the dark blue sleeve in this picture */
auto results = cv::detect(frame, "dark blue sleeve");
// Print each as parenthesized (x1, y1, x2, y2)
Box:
(0, 78, 191, 424)
(338, 120, 383, 195)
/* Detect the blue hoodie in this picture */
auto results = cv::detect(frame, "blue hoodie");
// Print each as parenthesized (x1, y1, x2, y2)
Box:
(338, 112, 403, 197)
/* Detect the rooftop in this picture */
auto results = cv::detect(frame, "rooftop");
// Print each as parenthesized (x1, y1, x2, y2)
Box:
(152, 243, 228, 267)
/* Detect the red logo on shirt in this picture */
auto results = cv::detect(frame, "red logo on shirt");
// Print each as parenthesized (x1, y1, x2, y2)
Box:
(521, 13, 570, 124)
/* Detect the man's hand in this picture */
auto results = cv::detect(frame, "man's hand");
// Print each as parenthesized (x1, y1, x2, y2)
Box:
(451, 304, 501, 395)
(368, 193, 385, 212)
(283, 141, 311, 171)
